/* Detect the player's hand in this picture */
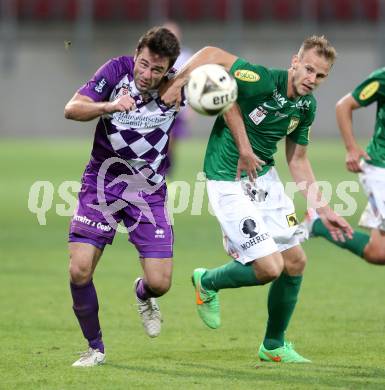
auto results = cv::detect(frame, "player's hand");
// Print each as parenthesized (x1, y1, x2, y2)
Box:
(345, 145, 370, 173)
(159, 79, 183, 111)
(106, 95, 136, 113)
(317, 206, 353, 242)
(236, 149, 265, 181)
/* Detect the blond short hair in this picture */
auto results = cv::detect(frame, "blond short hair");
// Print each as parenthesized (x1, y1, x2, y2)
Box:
(298, 35, 337, 65)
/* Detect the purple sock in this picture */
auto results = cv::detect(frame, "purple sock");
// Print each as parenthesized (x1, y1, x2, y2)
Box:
(70, 280, 104, 353)
(135, 278, 161, 301)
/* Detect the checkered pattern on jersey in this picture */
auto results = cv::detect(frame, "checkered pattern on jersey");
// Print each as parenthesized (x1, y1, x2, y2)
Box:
(103, 77, 177, 183)
(104, 118, 175, 183)
(106, 116, 172, 161)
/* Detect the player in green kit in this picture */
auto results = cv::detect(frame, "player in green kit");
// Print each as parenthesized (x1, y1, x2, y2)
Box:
(298, 68, 385, 264)
(161, 36, 352, 363)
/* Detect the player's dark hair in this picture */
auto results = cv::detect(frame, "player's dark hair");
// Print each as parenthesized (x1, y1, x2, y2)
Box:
(136, 26, 180, 69)
(299, 35, 337, 65)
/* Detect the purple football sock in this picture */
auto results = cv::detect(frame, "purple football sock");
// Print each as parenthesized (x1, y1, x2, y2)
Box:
(70, 279, 104, 353)
(135, 278, 163, 301)
(135, 278, 152, 301)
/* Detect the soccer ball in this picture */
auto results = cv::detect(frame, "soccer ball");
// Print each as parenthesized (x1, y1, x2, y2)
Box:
(186, 64, 238, 116)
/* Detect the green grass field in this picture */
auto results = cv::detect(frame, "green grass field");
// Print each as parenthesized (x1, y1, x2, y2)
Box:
(1, 138, 385, 389)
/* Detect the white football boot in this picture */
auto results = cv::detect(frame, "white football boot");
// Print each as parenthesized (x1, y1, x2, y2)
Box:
(72, 347, 106, 367)
(133, 277, 162, 338)
(295, 208, 320, 242)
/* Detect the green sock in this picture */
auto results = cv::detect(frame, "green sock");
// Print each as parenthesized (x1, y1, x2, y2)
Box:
(312, 219, 370, 258)
(263, 273, 302, 350)
(201, 260, 262, 291)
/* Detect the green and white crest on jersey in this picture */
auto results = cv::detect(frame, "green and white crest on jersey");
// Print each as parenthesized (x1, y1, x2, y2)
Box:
(287, 117, 300, 134)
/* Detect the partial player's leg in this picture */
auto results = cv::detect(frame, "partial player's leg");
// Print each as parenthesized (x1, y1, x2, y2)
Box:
(259, 245, 310, 363)
(253, 168, 310, 362)
(126, 188, 174, 337)
(360, 162, 385, 264)
(363, 228, 385, 264)
(68, 166, 119, 367)
(192, 179, 283, 329)
(298, 163, 385, 264)
(193, 252, 283, 329)
(298, 208, 370, 258)
(298, 208, 385, 264)
(134, 257, 173, 337)
(69, 242, 106, 367)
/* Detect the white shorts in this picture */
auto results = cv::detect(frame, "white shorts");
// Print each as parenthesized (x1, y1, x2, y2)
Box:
(207, 167, 300, 264)
(358, 161, 385, 231)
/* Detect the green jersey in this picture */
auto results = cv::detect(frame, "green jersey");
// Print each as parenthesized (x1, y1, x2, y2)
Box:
(204, 58, 317, 181)
(351, 67, 385, 168)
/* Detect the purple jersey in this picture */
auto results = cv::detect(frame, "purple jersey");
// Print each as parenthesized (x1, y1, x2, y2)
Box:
(78, 56, 181, 184)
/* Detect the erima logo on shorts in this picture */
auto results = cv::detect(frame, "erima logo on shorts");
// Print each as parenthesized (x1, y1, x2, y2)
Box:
(234, 70, 260, 82)
(359, 81, 379, 100)
(155, 228, 165, 239)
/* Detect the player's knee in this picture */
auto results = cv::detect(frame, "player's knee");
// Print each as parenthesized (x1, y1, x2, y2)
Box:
(285, 251, 307, 275)
(68, 243, 100, 284)
(264, 264, 283, 282)
(258, 269, 281, 284)
(147, 282, 170, 296)
(146, 277, 171, 296)
(69, 258, 93, 284)
(256, 257, 284, 283)
(292, 253, 307, 273)
(364, 245, 385, 265)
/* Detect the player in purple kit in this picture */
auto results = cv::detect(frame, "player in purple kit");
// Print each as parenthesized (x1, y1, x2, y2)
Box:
(64, 27, 180, 367)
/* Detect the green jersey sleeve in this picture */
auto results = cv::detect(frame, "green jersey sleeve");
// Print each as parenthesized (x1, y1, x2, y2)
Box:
(287, 98, 317, 145)
(351, 69, 385, 107)
(230, 58, 274, 99)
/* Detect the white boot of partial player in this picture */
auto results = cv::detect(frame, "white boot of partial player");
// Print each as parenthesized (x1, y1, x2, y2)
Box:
(133, 278, 162, 338)
(72, 347, 106, 367)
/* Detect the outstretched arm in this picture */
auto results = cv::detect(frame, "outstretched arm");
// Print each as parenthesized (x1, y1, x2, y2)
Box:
(161, 46, 238, 108)
(336, 93, 369, 172)
(286, 137, 353, 241)
(223, 103, 265, 181)
(64, 92, 136, 122)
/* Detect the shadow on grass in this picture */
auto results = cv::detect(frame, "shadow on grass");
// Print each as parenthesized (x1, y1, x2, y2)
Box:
(106, 353, 385, 388)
